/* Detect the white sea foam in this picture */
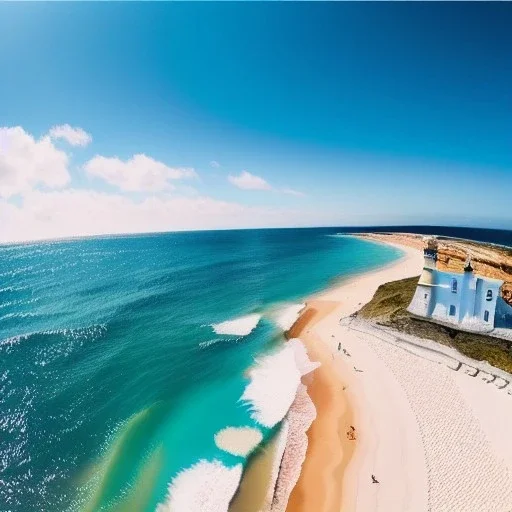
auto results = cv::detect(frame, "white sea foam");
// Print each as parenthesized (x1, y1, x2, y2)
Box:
(0, 285, 29, 293)
(198, 338, 222, 349)
(262, 421, 290, 511)
(288, 338, 321, 376)
(271, 383, 317, 511)
(158, 340, 319, 511)
(156, 460, 243, 512)
(274, 303, 305, 331)
(211, 313, 261, 336)
(241, 339, 320, 428)
(214, 426, 263, 457)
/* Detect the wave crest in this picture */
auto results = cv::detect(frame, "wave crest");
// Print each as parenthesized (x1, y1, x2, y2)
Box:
(274, 304, 305, 331)
(156, 460, 242, 512)
(211, 314, 261, 336)
(241, 339, 320, 428)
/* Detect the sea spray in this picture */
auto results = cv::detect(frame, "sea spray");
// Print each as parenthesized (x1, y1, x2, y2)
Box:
(156, 460, 243, 512)
(211, 314, 261, 336)
(241, 339, 320, 428)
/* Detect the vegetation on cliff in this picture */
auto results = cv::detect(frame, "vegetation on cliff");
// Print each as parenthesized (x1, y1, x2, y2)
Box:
(358, 276, 512, 374)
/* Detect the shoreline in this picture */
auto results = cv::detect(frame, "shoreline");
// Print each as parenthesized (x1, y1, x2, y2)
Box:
(285, 302, 355, 512)
(280, 234, 512, 512)
(282, 238, 423, 512)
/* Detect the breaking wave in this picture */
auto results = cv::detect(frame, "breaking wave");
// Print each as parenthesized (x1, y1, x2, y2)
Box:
(158, 339, 320, 511)
(156, 460, 243, 512)
(241, 339, 320, 428)
(211, 313, 261, 336)
(273, 303, 305, 331)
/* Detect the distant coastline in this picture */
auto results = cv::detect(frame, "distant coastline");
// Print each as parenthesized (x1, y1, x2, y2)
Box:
(3, 229, 512, 511)
(261, 233, 512, 512)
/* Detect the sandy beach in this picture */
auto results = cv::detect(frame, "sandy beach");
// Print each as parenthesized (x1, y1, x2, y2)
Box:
(283, 237, 512, 512)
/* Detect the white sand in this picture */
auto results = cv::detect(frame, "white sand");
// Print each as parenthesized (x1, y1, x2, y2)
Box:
(309, 239, 512, 511)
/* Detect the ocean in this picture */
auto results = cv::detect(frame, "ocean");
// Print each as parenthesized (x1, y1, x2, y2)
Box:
(1, 226, 508, 511)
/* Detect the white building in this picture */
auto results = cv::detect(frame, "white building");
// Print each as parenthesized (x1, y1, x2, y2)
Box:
(408, 241, 512, 334)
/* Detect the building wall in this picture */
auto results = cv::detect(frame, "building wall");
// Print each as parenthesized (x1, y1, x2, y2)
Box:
(431, 270, 462, 325)
(480, 281, 506, 327)
(495, 297, 512, 329)
(410, 266, 503, 333)
(408, 285, 433, 318)
(474, 279, 484, 320)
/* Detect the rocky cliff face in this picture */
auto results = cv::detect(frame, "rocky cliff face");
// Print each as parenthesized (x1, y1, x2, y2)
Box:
(434, 240, 512, 306)
(354, 232, 512, 307)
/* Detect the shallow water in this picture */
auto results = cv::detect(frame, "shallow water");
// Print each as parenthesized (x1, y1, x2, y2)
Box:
(0, 228, 402, 511)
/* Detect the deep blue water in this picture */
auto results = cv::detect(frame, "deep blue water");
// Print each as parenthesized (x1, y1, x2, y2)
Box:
(1, 225, 510, 511)
(0, 228, 404, 511)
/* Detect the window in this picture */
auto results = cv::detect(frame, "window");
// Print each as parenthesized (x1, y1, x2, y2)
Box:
(451, 278, 458, 293)
(486, 290, 493, 301)
(484, 310, 490, 322)
(449, 305, 456, 316)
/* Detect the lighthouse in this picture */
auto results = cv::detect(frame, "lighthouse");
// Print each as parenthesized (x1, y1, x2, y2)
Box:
(407, 237, 438, 318)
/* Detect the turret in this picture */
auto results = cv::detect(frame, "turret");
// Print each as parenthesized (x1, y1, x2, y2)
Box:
(422, 236, 438, 270)
(408, 237, 438, 318)
(460, 256, 476, 323)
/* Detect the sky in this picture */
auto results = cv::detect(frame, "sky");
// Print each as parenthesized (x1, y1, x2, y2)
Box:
(0, 2, 511, 242)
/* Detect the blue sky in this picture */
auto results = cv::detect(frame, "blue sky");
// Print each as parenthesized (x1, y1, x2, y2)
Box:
(0, 3, 511, 241)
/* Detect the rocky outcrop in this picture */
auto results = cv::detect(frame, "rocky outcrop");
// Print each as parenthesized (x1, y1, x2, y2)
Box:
(353, 232, 512, 307)
(435, 240, 512, 306)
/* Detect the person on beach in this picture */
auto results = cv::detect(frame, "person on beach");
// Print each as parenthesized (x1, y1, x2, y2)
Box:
(338, 342, 342, 351)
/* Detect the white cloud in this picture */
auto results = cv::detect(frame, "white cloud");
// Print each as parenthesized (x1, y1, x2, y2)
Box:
(282, 188, 305, 197)
(48, 124, 92, 147)
(210, 160, 221, 168)
(228, 171, 271, 191)
(0, 126, 70, 199)
(0, 189, 304, 243)
(84, 154, 197, 192)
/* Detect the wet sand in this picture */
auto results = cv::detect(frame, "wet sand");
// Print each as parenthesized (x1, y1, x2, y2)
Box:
(286, 301, 357, 512)
(283, 241, 424, 512)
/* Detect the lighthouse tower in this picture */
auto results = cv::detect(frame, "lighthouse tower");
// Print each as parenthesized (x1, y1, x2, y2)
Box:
(407, 237, 438, 318)
(459, 257, 477, 323)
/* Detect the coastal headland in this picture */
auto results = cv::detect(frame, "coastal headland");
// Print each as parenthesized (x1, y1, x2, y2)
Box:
(263, 233, 512, 512)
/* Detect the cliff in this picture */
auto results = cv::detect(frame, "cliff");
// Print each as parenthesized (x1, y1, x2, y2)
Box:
(355, 232, 512, 306)
(435, 239, 512, 306)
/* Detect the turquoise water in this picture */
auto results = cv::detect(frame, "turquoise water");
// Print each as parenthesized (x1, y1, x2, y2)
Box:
(0, 228, 402, 511)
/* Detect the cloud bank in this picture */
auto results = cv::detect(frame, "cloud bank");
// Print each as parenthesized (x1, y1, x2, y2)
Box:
(84, 154, 197, 192)
(282, 188, 305, 197)
(228, 171, 271, 191)
(1, 189, 301, 243)
(0, 126, 70, 199)
(0, 125, 312, 244)
(48, 124, 92, 147)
